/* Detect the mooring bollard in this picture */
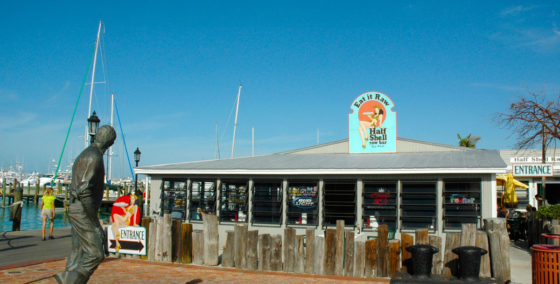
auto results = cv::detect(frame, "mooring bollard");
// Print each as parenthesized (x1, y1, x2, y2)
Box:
(406, 244, 439, 279)
(452, 246, 488, 282)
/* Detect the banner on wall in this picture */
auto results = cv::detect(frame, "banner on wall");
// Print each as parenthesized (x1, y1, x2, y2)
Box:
(349, 91, 396, 153)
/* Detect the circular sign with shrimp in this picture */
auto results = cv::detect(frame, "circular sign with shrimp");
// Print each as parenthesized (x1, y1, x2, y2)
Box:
(349, 91, 396, 153)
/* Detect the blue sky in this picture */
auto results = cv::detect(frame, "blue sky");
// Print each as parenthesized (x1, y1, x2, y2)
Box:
(1, 1, 559, 177)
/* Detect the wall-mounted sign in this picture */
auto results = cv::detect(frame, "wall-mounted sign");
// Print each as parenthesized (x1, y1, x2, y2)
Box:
(349, 91, 396, 153)
(513, 164, 554, 177)
(510, 156, 560, 163)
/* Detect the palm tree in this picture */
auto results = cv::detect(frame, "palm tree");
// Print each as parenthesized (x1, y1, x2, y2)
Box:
(457, 133, 481, 148)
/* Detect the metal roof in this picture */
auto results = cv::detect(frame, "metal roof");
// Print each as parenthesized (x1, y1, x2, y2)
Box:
(136, 150, 506, 175)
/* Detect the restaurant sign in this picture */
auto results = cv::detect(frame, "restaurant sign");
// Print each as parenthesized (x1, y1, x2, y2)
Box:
(349, 91, 396, 153)
(513, 164, 554, 177)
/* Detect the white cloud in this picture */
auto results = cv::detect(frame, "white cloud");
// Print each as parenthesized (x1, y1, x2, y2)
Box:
(469, 82, 523, 93)
(500, 5, 537, 17)
(492, 5, 560, 53)
(46, 81, 71, 104)
(0, 89, 18, 102)
(0, 112, 37, 131)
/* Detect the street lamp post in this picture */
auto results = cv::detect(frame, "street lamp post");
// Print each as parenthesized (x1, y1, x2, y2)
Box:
(134, 147, 141, 194)
(134, 147, 142, 217)
(87, 111, 100, 144)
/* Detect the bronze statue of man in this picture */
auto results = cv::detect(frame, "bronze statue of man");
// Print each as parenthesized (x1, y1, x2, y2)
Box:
(55, 125, 116, 284)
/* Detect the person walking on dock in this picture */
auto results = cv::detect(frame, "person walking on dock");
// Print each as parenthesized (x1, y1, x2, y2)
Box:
(40, 187, 56, 240)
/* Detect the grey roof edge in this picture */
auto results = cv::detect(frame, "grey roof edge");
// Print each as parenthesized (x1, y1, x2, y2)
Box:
(281, 137, 480, 154)
(136, 149, 507, 174)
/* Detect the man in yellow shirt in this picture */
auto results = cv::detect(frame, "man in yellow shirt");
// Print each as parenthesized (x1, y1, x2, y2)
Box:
(40, 187, 56, 240)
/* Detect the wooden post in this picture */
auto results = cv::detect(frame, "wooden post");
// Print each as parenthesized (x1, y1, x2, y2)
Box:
(484, 218, 511, 282)
(148, 219, 157, 261)
(313, 236, 325, 275)
(106, 185, 110, 200)
(181, 223, 193, 263)
(162, 214, 172, 262)
(377, 224, 389, 277)
(354, 240, 365, 277)
(192, 230, 204, 265)
(247, 230, 259, 270)
(257, 234, 264, 270)
(260, 234, 271, 271)
(172, 219, 182, 262)
(283, 227, 296, 272)
(335, 220, 345, 276)
(401, 232, 414, 273)
(305, 229, 315, 274)
(295, 235, 305, 273)
(57, 183, 62, 195)
(141, 217, 151, 260)
(234, 224, 248, 268)
(443, 232, 460, 277)
(461, 223, 477, 246)
(270, 234, 283, 271)
(324, 229, 336, 275)
(365, 238, 378, 278)
(2, 180, 6, 207)
(415, 228, 429, 245)
(429, 235, 442, 275)
(203, 214, 219, 265)
(222, 231, 235, 267)
(389, 239, 401, 277)
(34, 183, 39, 205)
(154, 217, 163, 261)
(344, 230, 355, 276)
(476, 230, 491, 278)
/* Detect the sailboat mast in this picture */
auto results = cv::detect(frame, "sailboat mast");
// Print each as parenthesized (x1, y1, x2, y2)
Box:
(107, 93, 114, 182)
(231, 85, 242, 159)
(87, 20, 102, 146)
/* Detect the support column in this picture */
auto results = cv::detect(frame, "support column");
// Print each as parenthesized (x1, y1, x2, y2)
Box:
(248, 179, 254, 226)
(185, 179, 191, 222)
(356, 179, 364, 231)
(150, 178, 163, 217)
(215, 179, 221, 220)
(437, 178, 443, 235)
(318, 179, 324, 229)
(281, 179, 288, 228)
(396, 180, 402, 233)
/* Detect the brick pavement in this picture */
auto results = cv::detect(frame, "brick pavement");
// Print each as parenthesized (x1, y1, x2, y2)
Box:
(0, 258, 390, 284)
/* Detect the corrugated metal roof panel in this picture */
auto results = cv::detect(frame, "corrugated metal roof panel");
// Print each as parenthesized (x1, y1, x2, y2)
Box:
(137, 150, 506, 174)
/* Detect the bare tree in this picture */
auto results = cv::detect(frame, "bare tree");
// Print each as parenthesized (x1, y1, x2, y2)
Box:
(496, 92, 560, 149)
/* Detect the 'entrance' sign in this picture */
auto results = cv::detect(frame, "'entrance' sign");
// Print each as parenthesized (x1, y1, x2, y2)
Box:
(513, 164, 554, 177)
(107, 226, 147, 255)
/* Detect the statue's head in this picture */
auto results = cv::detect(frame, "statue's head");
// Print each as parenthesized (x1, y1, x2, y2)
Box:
(93, 125, 116, 152)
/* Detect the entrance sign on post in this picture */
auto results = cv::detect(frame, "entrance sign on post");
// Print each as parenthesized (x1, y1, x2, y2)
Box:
(107, 226, 147, 255)
(349, 91, 397, 153)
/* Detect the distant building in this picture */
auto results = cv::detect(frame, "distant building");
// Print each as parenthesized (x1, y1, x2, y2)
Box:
(499, 148, 560, 208)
